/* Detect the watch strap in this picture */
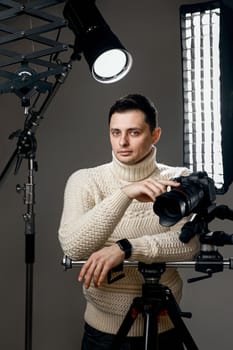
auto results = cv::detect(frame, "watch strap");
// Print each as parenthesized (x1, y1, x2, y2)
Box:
(116, 238, 132, 259)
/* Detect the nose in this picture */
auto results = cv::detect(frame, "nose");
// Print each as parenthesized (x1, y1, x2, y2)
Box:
(119, 133, 129, 146)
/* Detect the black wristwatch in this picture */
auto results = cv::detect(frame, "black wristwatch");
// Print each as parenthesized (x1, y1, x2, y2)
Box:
(116, 239, 132, 259)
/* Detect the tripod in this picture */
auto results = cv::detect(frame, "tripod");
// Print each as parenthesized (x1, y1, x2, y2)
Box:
(62, 249, 233, 350)
(111, 262, 198, 350)
(62, 202, 233, 350)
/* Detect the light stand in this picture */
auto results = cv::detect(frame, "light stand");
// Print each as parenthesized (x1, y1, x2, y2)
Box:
(0, 2, 132, 349)
(0, 2, 69, 349)
(0, 60, 72, 350)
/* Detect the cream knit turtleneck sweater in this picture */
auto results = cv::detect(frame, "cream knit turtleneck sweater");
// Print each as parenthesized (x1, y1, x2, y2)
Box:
(58, 147, 199, 336)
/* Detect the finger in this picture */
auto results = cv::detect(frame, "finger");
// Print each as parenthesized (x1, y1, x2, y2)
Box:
(151, 182, 167, 193)
(93, 262, 104, 287)
(96, 264, 111, 287)
(158, 180, 180, 187)
(148, 179, 180, 195)
(144, 181, 166, 198)
(146, 178, 168, 190)
(78, 259, 92, 282)
(140, 185, 157, 201)
(83, 262, 96, 289)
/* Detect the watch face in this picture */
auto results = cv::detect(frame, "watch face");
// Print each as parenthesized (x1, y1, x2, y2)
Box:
(117, 239, 132, 259)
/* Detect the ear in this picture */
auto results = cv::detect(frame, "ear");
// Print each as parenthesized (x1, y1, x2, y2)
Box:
(152, 127, 161, 145)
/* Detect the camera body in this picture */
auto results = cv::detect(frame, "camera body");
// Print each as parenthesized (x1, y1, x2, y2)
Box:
(173, 171, 216, 210)
(153, 171, 216, 227)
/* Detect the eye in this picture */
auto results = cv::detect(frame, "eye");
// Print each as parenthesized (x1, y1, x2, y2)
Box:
(111, 129, 121, 136)
(130, 130, 140, 136)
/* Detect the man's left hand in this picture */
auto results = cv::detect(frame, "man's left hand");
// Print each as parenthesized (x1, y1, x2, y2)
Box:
(78, 244, 125, 289)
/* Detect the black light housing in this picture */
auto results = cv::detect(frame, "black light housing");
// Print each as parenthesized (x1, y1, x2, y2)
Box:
(63, 0, 132, 83)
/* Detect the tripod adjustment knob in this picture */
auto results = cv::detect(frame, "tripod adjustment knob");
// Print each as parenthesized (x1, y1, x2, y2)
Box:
(188, 270, 212, 283)
(180, 311, 192, 319)
(16, 184, 24, 193)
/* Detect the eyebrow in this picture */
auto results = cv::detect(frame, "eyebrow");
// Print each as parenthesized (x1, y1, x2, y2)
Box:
(110, 127, 143, 131)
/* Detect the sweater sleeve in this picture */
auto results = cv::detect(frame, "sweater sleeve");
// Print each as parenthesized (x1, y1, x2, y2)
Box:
(58, 170, 132, 260)
(126, 165, 199, 263)
(129, 216, 200, 263)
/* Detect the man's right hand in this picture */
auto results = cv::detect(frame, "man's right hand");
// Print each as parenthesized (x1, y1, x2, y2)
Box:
(122, 179, 179, 202)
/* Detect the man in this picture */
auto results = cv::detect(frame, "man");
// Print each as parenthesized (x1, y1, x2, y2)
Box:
(58, 94, 199, 349)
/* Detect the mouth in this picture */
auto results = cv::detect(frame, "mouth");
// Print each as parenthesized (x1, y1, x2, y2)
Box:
(118, 150, 132, 156)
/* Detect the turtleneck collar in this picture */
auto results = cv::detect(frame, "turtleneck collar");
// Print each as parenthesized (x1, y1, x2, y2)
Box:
(111, 146, 158, 182)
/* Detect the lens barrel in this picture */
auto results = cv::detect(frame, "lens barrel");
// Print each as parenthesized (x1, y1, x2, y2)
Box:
(153, 184, 205, 226)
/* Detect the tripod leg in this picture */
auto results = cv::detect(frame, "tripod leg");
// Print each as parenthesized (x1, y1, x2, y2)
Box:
(143, 304, 160, 350)
(165, 290, 199, 350)
(111, 297, 142, 350)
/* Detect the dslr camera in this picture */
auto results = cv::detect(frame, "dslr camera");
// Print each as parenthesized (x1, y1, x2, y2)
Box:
(153, 171, 216, 227)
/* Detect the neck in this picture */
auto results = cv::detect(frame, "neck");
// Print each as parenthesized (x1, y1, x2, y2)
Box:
(112, 146, 157, 182)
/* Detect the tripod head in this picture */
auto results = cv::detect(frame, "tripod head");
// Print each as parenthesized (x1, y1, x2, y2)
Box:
(180, 204, 233, 243)
(152, 171, 233, 282)
(178, 204, 233, 282)
(137, 262, 167, 288)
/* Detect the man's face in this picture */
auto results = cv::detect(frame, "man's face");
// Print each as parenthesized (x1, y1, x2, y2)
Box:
(109, 110, 161, 165)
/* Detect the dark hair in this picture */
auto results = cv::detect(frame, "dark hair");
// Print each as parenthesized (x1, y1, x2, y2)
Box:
(108, 94, 158, 132)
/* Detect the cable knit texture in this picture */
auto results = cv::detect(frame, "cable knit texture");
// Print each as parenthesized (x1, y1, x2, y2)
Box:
(58, 147, 199, 336)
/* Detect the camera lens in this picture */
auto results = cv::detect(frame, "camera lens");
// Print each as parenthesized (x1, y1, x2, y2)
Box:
(153, 190, 188, 226)
(153, 184, 204, 226)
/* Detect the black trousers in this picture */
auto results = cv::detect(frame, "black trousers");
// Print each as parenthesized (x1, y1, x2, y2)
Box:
(81, 323, 185, 350)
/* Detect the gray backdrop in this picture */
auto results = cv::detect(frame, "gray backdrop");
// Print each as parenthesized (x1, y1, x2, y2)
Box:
(0, 1, 232, 349)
